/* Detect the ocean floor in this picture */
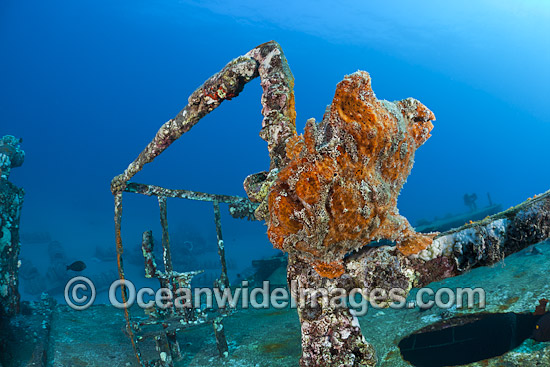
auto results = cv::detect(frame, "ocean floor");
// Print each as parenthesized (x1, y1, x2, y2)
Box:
(2, 241, 550, 367)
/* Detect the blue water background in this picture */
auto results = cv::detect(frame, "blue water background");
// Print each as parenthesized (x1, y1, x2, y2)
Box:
(1, 0, 549, 300)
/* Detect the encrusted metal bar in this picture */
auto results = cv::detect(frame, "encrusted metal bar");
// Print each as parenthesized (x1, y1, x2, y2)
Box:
(126, 182, 259, 220)
(110, 41, 296, 196)
(287, 256, 377, 367)
(166, 331, 182, 361)
(110, 41, 297, 365)
(411, 189, 550, 282)
(142, 230, 159, 278)
(211, 201, 231, 358)
(213, 316, 229, 358)
(158, 197, 173, 275)
(114, 192, 143, 364)
(154, 334, 172, 366)
(127, 182, 248, 203)
(141, 227, 205, 323)
(213, 201, 229, 290)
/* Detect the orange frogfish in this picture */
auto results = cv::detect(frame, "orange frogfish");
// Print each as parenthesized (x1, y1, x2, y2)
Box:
(258, 71, 436, 278)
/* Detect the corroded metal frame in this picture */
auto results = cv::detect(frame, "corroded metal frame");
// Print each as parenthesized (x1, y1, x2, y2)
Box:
(115, 182, 257, 366)
(111, 40, 293, 366)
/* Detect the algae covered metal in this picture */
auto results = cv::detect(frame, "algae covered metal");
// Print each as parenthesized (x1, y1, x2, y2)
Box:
(113, 182, 255, 366)
(0, 135, 25, 318)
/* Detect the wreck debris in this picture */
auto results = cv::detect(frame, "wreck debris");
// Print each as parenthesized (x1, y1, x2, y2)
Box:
(115, 182, 251, 366)
(114, 182, 256, 364)
(0, 294, 55, 366)
(213, 316, 229, 358)
(0, 135, 25, 318)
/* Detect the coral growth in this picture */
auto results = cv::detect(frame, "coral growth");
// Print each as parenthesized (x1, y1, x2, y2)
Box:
(288, 257, 377, 366)
(0, 136, 25, 317)
(0, 136, 24, 180)
(267, 71, 436, 277)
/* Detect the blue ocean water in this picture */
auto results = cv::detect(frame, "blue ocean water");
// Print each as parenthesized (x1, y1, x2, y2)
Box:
(1, 1, 549, 359)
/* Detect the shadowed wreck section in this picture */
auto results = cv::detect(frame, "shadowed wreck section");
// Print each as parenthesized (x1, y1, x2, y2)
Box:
(0, 136, 25, 318)
(111, 41, 550, 366)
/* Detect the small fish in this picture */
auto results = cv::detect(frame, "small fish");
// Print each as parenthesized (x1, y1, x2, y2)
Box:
(66, 261, 86, 272)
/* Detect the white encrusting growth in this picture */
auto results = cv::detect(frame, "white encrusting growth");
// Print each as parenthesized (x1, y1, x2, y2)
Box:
(416, 218, 510, 261)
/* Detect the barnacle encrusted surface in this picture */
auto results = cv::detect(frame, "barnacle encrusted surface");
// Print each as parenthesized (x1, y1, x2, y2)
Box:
(267, 71, 436, 278)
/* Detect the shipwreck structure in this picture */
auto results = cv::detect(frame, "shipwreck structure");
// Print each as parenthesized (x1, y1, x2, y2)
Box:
(0, 135, 25, 318)
(110, 180, 255, 365)
(112, 41, 550, 366)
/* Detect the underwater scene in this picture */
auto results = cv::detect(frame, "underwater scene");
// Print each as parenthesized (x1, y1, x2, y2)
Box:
(1, 1, 550, 366)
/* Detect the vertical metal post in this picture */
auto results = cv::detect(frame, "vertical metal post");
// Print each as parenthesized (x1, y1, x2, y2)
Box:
(158, 196, 180, 317)
(213, 201, 229, 289)
(212, 201, 230, 357)
(166, 331, 182, 361)
(154, 334, 172, 366)
(158, 196, 173, 275)
(213, 316, 229, 358)
(114, 193, 144, 365)
(142, 230, 158, 278)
